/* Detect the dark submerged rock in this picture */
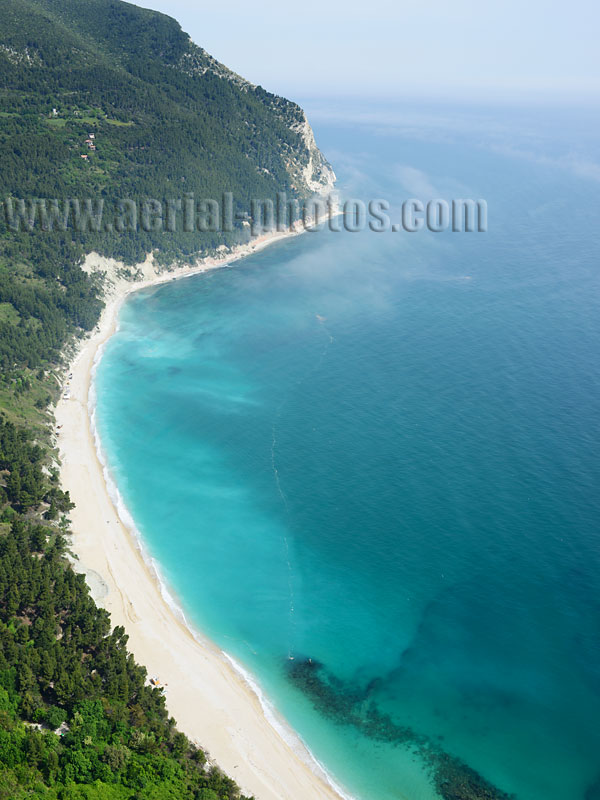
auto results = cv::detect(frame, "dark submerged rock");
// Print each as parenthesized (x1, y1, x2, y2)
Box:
(286, 656, 516, 800)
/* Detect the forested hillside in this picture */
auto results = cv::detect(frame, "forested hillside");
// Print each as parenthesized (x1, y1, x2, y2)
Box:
(0, 0, 336, 797)
(0, 0, 333, 262)
(0, 414, 251, 800)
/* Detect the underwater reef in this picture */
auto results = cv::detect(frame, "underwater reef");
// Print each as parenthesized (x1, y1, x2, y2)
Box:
(287, 658, 516, 800)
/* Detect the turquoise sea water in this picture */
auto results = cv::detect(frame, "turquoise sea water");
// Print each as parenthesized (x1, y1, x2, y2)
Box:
(95, 100, 600, 800)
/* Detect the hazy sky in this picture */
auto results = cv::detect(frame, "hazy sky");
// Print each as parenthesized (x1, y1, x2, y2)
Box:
(133, 0, 599, 104)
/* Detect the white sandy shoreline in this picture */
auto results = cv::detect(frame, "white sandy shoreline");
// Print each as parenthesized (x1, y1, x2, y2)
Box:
(54, 221, 353, 800)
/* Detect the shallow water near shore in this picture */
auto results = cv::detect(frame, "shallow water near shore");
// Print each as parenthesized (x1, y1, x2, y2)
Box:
(95, 99, 600, 800)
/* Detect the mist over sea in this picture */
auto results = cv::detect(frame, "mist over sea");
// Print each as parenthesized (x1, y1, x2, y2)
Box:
(95, 99, 600, 800)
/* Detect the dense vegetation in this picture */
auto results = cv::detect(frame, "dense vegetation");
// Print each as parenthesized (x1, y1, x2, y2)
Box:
(0, 0, 324, 262)
(0, 0, 334, 797)
(0, 416, 250, 799)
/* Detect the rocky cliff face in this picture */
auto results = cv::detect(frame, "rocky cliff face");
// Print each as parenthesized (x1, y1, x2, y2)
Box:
(288, 111, 337, 195)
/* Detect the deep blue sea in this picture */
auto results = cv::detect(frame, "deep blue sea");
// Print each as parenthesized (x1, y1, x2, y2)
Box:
(95, 99, 600, 800)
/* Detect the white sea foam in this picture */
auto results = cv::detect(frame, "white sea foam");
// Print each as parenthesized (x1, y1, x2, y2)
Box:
(222, 652, 357, 800)
(88, 327, 357, 800)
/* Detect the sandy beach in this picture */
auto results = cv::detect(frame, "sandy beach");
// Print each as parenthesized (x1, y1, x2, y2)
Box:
(54, 223, 349, 800)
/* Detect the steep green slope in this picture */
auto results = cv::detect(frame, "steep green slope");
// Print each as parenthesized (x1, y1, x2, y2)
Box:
(0, 0, 333, 263)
